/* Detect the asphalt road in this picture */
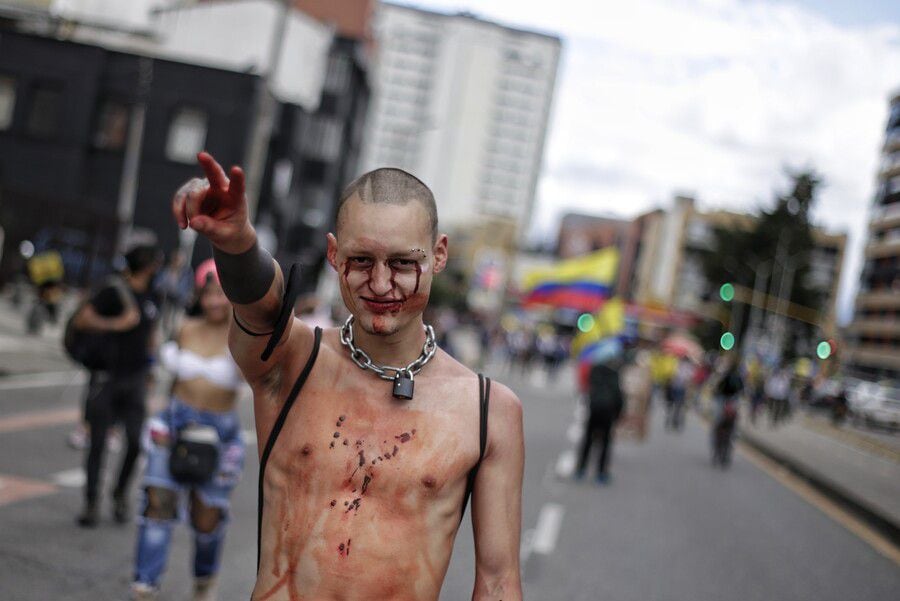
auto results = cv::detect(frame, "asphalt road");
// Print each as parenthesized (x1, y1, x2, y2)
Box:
(1, 369, 898, 601)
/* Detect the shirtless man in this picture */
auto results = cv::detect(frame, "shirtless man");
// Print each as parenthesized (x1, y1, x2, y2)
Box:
(172, 152, 524, 600)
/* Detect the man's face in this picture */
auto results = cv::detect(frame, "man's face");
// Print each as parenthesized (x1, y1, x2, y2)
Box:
(327, 195, 447, 337)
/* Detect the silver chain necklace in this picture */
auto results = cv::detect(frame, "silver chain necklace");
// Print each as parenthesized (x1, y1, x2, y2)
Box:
(339, 315, 437, 400)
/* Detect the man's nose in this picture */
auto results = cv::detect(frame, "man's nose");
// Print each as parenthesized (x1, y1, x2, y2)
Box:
(367, 262, 393, 296)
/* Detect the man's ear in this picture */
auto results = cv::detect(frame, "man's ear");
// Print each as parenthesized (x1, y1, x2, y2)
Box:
(326, 233, 338, 271)
(432, 234, 448, 274)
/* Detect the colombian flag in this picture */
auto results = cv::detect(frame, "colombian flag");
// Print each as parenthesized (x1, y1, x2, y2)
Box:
(572, 297, 627, 391)
(521, 247, 619, 311)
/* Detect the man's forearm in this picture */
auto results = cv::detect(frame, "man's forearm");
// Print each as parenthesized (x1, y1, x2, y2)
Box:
(212, 233, 282, 331)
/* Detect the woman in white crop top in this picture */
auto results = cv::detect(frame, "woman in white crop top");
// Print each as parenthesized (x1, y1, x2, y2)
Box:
(131, 259, 245, 601)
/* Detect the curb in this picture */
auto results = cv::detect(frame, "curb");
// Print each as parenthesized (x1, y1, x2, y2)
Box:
(738, 427, 900, 547)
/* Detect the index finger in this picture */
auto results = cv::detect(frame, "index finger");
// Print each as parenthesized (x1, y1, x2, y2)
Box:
(228, 166, 245, 204)
(197, 151, 229, 190)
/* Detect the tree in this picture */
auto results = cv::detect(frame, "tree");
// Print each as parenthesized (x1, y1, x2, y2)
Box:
(697, 169, 828, 359)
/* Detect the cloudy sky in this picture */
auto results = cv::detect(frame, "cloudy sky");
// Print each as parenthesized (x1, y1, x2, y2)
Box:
(407, 0, 900, 323)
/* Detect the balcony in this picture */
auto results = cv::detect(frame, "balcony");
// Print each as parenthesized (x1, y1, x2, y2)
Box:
(846, 319, 900, 337)
(855, 290, 900, 309)
(886, 130, 900, 152)
(870, 201, 900, 230)
(880, 157, 900, 179)
(865, 237, 900, 259)
(842, 344, 900, 371)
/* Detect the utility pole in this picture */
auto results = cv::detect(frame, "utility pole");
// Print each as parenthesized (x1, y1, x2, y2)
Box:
(243, 0, 291, 222)
(742, 259, 771, 356)
(116, 57, 153, 254)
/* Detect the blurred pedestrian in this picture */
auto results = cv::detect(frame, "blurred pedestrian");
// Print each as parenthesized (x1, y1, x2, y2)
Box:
(665, 359, 692, 431)
(25, 248, 65, 333)
(575, 361, 625, 484)
(746, 359, 765, 425)
(154, 248, 193, 338)
(73, 244, 162, 527)
(766, 366, 792, 426)
(711, 358, 743, 468)
(131, 260, 245, 601)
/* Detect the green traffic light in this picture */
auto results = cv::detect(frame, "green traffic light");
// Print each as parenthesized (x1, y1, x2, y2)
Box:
(816, 341, 832, 360)
(577, 313, 595, 333)
(719, 283, 735, 302)
(720, 331, 735, 350)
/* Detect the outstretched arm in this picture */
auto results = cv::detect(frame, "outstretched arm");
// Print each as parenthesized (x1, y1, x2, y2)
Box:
(171, 152, 314, 387)
(471, 382, 524, 601)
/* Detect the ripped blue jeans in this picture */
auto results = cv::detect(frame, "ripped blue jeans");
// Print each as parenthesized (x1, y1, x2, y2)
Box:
(133, 397, 245, 587)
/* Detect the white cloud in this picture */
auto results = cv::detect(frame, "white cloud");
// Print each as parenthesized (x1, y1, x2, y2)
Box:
(404, 0, 900, 322)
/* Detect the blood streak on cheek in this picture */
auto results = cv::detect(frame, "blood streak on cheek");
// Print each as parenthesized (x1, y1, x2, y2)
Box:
(413, 262, 423, 294)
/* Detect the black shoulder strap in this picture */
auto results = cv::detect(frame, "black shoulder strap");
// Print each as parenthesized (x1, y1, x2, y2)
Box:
(261, 263, 304, 362)
(256, 326, 322, 572)
(459, 374, 490, 525)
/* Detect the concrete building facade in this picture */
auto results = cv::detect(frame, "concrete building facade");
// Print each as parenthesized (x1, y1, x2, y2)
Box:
(844, 92, 900, 379)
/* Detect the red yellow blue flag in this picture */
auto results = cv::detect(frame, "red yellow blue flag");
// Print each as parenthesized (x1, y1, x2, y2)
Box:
(521, 247, 619, 311)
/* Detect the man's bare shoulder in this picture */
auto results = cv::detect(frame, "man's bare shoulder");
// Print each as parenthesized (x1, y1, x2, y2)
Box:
(429, 350, 522, 422)
(485, 379, 523, 425)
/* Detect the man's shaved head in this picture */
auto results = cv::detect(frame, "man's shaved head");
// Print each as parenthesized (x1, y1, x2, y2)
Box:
(336, 168, 438, 242)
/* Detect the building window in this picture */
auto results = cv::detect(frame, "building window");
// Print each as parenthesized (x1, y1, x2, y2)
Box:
(301, 116, 343, 161)
(324, 55, 351, 94)
(166, 108, 207, 164)
(26, 83, 62, 138)
(93, 101, 130, 150)
(0, 77, 15, 131)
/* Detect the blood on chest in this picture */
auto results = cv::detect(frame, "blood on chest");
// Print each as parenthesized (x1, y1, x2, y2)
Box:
(265, 400, 474, 519)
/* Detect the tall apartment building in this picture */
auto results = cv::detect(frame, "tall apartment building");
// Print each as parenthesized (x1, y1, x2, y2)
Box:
(844, 92, 900, 380)
(360, 2, 561, 239)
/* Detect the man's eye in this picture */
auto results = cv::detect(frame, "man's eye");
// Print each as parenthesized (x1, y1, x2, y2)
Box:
(389, 259, 417, 271)
(349, 257, 373, 266)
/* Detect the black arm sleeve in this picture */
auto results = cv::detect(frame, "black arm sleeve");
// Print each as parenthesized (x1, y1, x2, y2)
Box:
(213, 240, 276, 305)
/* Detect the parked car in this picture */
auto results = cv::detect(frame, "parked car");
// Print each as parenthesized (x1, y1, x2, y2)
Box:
(847, 380, 880, 414)
(808, 378, 843, 410)
(851, 386, 900, 431)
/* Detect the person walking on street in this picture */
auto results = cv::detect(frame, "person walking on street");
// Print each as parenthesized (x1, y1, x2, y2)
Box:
(575, 360, 625, 485)
(131, 259, 245, 601)
(171, 152, 524, 600)
(73, 244, 162, 527)
(155, 248, 193, 338)
(711, 358, 743, 468)
(766, 366, 792, 426)
(665, 359, 692, 431)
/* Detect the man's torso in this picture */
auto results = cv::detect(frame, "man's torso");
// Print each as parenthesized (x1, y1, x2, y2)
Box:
(252, 326, 482, 601)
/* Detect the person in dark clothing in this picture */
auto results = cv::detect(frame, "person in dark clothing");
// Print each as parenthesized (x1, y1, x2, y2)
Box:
(575, 361, 625, 485)
(73, 244, 162, 527)
(712, 359, 744, 468)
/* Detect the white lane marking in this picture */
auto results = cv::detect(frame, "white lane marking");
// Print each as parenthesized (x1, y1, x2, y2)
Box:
(567, 422, 582, 444)
(0, 371, 85, 391)
(519, 528, 535, 565)
(555, 449, 576, 479)
(51, 468, 86, 488)
(531, 503, 565, 555)
(573, 403, 588, 423)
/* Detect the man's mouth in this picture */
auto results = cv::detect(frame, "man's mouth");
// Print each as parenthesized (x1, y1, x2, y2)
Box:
(361, 297, 405, 313)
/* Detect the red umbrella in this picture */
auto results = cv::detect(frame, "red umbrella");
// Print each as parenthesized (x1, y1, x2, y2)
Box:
(661, 333, 703, 363)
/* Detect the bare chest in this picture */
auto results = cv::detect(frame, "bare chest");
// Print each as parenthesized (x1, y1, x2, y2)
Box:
(263, 375, 480, 516)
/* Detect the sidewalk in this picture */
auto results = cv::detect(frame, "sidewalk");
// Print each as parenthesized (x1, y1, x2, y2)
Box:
(740, 413, 900, 539)
(0, 294, 76, 376)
